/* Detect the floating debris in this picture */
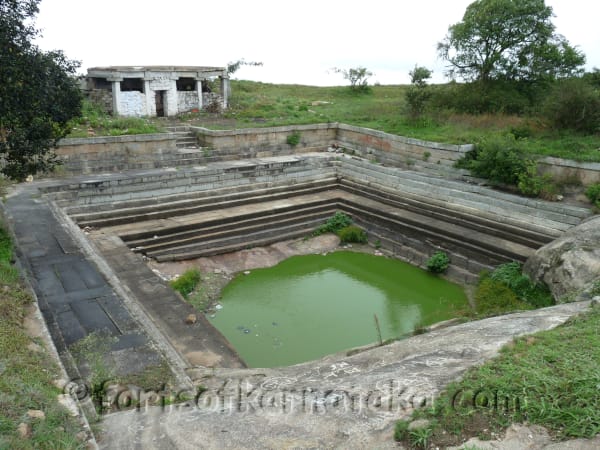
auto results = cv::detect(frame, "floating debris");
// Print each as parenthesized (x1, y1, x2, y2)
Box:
(243, 270, 251, 275)
(272, 322, 278, 326)
(244, 329, 250, 334)
(215, 304, 223, 310)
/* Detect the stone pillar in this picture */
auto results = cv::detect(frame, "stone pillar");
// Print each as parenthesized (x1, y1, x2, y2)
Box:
(195, 79, 203, 110)
(166, 79, 178, 116)
(108, 78, 122, 115)
(144, 79, 153, 116)
(220, 76, 229, 109)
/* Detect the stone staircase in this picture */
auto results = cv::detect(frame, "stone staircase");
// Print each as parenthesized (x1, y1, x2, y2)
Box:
(166, 126, 199, 149)
(51, 154, 591, 280)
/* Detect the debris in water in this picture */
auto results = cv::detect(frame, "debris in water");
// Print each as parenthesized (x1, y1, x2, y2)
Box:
(272, 322, 278, 326)
(215, 304, 223, 310)
(244, 270, 251, 275)
(244, 329, 250, 334)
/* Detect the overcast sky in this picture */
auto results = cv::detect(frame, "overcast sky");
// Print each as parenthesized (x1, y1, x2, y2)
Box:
(35, 0, 600, 86)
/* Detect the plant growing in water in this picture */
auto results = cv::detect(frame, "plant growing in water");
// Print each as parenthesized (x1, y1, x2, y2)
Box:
(426, 251, 450, 274)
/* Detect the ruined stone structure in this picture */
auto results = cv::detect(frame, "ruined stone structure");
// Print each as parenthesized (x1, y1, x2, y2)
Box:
(85, 66, 229, 117)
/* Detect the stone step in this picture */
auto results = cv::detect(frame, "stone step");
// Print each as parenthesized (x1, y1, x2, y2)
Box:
(340, 200, 531, 265)
(339, 160, 588, 228)
(339, 179, 553, 247)
(125, 201, 336, 250)
(153, 221, 325, 262)
(73, 180, 338, 228)
(146, 211, 332, 260)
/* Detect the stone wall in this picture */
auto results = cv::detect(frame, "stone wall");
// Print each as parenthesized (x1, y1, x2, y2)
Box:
(336, 123, 473, 169)
(55, 123, 600, 185)
(178, 91, 199, 113)
(538, 157, 600, 185)
(192, 123, 336, 158)
(88, 89, 113, 114)
(56, 133, 178, 174)
(119, 91, 145, 117)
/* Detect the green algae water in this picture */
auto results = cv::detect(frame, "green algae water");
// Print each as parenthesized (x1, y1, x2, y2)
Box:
(208, 251, 468, 368)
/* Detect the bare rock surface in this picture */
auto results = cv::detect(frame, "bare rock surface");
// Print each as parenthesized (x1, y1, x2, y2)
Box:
(524, 216, 600, 300)
(98, 301, 591, 449)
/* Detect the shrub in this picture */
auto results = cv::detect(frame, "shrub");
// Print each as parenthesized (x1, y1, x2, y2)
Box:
(466, 134, 530, 185)
(313, 212, 353, 236)
(517, 161, 557, 199)
(337, 225, 367, 244)
(170, 268, 201, 298)
(286, 131, 301, 146)
(542, 78, 600, 134)
(475, 278, 527, 315)
(487, 262, 554, 308)
(586, 183, 600, 208)
(426, 251, 450, 274)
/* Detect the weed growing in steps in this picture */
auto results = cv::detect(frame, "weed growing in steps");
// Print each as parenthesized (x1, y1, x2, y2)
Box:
(395, 305, 600, 447)
(312, 212, 353, 236)
(170, 268, 201, 298)
(425, 251, 450, 274)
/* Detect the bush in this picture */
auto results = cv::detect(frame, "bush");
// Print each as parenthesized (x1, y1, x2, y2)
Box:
(487, 262, 554, 308)
(337, 225, 367, 244)
(313, 212, 353, 236)
(542, 78, 600, 134)
(475, 278, 528, 315)
(170, 268, 201, 298)
(517, 160, 557, 199)
(286, 131, 301, 146)
(426, 251, 450, 274)
(585, 183, 600, 208)
(465, 134, 530, 185)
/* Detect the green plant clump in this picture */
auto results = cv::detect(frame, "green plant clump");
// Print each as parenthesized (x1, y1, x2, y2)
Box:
(585, 183, 600, 208)
(337, 225, 367, 244)
(487, 262, 554, 308)
(426, 251, 450, 274)
(286, 131, 301, 146)
(313, 212, 353, 236)
(475, 277, 530, 315)
(170, 268, 201, 298)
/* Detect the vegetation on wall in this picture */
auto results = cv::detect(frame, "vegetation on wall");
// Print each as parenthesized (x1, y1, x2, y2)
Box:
(337, 225, 367, 244)
(426, 251, 450, 274)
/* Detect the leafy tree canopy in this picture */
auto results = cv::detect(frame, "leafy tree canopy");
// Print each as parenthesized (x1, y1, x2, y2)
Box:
(437, 0, 585, 83)
(0, 0, 82, 180)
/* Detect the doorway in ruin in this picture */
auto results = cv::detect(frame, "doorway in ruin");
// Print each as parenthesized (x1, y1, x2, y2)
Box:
(155, 90, 166, 117)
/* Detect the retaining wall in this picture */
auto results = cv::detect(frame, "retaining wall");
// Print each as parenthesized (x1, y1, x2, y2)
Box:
(56, 133, 179, 173)
(56, 124, 600, 186)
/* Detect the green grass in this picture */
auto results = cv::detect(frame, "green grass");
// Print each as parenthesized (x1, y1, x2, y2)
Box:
(0, 225, 83, 449)
(190, 80, 600, 162)
(400, 305, 600, 447)
(68, 99, 163, 137)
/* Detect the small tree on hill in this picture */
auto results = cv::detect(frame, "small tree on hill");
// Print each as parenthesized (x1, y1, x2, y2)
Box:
(405, 65, 432, 119)
(332, 66, 374, 92)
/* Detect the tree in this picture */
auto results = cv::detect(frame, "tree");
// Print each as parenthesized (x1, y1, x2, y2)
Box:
(437, 0, 585, 83)
(332, 67, 373, 92)
(405, 65, 432, 119)
(0, 0, 82, 180)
